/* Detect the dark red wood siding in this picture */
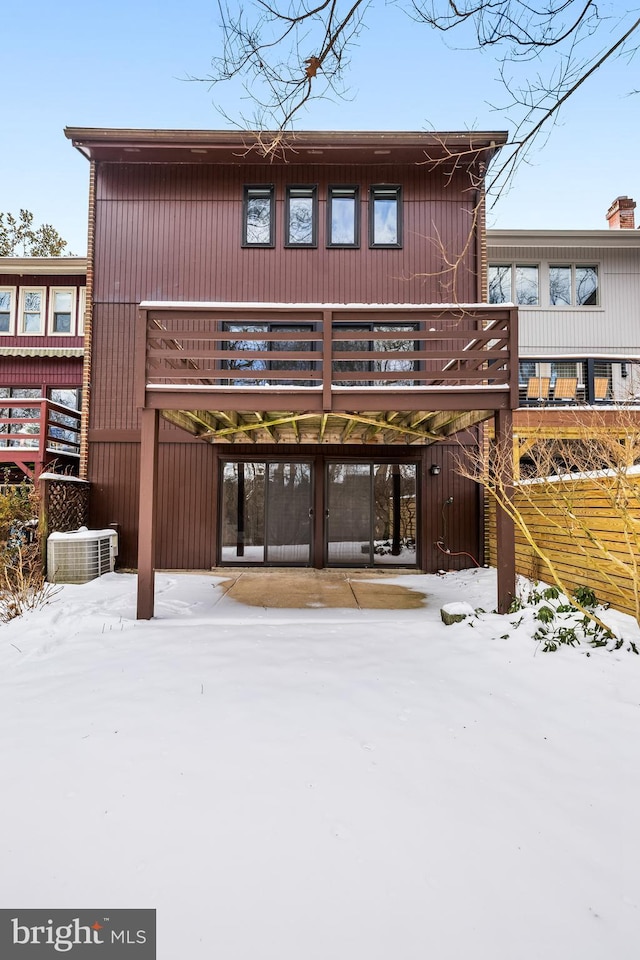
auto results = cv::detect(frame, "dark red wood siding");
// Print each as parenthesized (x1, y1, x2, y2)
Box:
(89, 440, 481, 572)
(89, 158, 483, 571)
(0, 357, 82, 388)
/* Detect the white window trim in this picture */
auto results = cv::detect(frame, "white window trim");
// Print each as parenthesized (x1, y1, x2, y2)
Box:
(48, 286, 77, 337)
(488, 262, 540, 306)
(78, 287, 86, 336)
(18, 287, 46, 336)
(0, 287, 17, 336)
(547, 263, 600, 307)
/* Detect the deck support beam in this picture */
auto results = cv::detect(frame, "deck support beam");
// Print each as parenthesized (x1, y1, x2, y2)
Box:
(494, 408, 516, 614)
(137, 407, 159, 619)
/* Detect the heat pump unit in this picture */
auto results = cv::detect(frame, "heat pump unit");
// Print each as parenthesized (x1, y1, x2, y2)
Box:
(47, 528, 119, 584)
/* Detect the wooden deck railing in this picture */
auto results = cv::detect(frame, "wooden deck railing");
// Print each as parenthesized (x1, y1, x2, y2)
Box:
(0, 399, 81, 462)
(138, 304, 518, 412)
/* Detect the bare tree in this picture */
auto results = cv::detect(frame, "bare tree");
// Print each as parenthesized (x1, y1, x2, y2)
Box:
(204, 1, 640, 196)
(460, 408, 640, 628)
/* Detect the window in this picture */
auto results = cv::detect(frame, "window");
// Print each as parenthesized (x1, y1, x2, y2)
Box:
(333, 323, 417, 386)
(0, 288, 16, 334)
(49, 288, 76, 334)
(328, 186, 359, 247)
(19, 288, 45, 334)
(243, 186, 275, 246)
(488, 265, 539, 305)
(78, 287, 86, 335)
(49, 388, 81, 410)
(223, 323, 317, 386)
(47, 388, 81, 450)
(0, 387, 42, 448)
(285, 186, 317, 247)
(369, 186, 402, 247)
(549, 264, 598, 305)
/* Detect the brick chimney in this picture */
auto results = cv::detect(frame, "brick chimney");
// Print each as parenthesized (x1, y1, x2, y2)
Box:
(606, 196, 636, 229)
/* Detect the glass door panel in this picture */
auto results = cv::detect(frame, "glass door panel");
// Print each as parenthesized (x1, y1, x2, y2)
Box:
(326, 463, 373, 564)
(220, 461, 312, 565)
(266, 462, 312, 563)
(327, 462, 418, 567)
(220, 462, 265, 562)
(372, 463, 417, 565)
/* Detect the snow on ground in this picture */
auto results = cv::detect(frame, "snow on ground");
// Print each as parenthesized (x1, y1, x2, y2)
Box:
(1, 568, 640, 959)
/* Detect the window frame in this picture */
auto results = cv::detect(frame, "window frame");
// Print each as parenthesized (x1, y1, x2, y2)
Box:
(332, 321, 419, 386)
(548, 263, 599, 307)
(242, 185, 276, 248)
(48, 287, 77, 336)
(369, 185, 402, 249)
(327, 185, 360, 248)
(18, 287, 46, 335)
(284, 185, 318, 248)
(488, 263, 540, 305)
(78, 287, 86, 336)
(0, 287, 16, 335)
(222, 321, 318, 386)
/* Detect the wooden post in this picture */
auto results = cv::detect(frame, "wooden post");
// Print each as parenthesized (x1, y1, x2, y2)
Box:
(236, 461, 245, 557)
(38, 475, 49, 574)
(313, 454, 324, 568)
(137, 407, 159, 619)
(322, 310, 332, 412)
(391, 464, 401, 555)
(494, 408, 516, 613)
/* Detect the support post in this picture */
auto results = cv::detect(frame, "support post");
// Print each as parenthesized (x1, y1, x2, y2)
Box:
(391, 464, 401, 555)
(137, 407, 159, 619)
(494, 408, 516, 614)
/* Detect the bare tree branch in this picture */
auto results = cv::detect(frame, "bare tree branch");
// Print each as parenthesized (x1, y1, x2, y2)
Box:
(197, 1, 640, 199)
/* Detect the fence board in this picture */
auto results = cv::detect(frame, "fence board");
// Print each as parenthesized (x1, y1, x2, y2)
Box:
(486, 473, 640, 619)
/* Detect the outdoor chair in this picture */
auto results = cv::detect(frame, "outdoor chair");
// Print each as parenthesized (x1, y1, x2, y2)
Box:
(594, 377, 610, 401)
(553, 377, 578, 402)
(526, 377, 550, 403)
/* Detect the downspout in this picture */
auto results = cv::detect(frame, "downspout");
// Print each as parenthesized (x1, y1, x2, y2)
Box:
(80, 159, 96, 480)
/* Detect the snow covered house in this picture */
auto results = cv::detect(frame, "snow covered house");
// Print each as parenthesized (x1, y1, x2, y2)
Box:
(64, 128, 518, 618)
(0, 257, 86, 480)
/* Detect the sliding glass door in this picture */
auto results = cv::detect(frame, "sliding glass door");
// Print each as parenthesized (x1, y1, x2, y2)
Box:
(220, 459, 417, 567)
(326, 462, 417, 566)
(220, 461, 312, 564)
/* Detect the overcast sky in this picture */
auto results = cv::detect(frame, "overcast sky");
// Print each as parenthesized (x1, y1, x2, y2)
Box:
(2, 0, 639, 254)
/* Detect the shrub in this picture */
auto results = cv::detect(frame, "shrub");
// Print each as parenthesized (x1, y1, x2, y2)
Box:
(0, 483, 59, 622)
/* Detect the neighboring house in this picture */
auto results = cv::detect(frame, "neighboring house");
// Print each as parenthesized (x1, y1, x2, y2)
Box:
(65, 128, 519, 618)
(0, 258, 86, 480)
(488, 196, 640, 467)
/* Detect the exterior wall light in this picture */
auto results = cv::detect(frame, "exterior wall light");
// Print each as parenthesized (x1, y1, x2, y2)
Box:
(430, 464, 441, 476)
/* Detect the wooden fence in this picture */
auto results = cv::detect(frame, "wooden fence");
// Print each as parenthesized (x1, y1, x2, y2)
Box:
(485, 472, 640, 619)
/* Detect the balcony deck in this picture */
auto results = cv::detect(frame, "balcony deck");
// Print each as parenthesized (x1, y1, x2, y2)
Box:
(137, 303, 519, 444)
(0, 399, 81, 479)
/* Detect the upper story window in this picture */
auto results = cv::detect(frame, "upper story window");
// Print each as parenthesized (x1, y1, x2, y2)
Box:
(243, 186, 275, 247)
(285, 186, 317, 247)
(328, 186, 359, 247)
(78, 287, 86, 335)
(49, 288, 76, 335)
(19, 288, 45, 334)
(488, 264, 539, 305)
(369, 186, 402, 248)
(0, 288, 16, 334)
(549, 264, 598, 305)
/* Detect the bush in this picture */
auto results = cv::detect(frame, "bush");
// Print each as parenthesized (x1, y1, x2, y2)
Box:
(0, 483, 58, 622)
(0, 483, 36, 542)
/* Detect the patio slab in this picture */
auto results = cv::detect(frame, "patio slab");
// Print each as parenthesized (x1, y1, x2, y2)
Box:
(210, 568, 428, 610)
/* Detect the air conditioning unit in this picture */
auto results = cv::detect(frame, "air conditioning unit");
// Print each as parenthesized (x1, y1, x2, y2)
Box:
(47, 527, 119, 584)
